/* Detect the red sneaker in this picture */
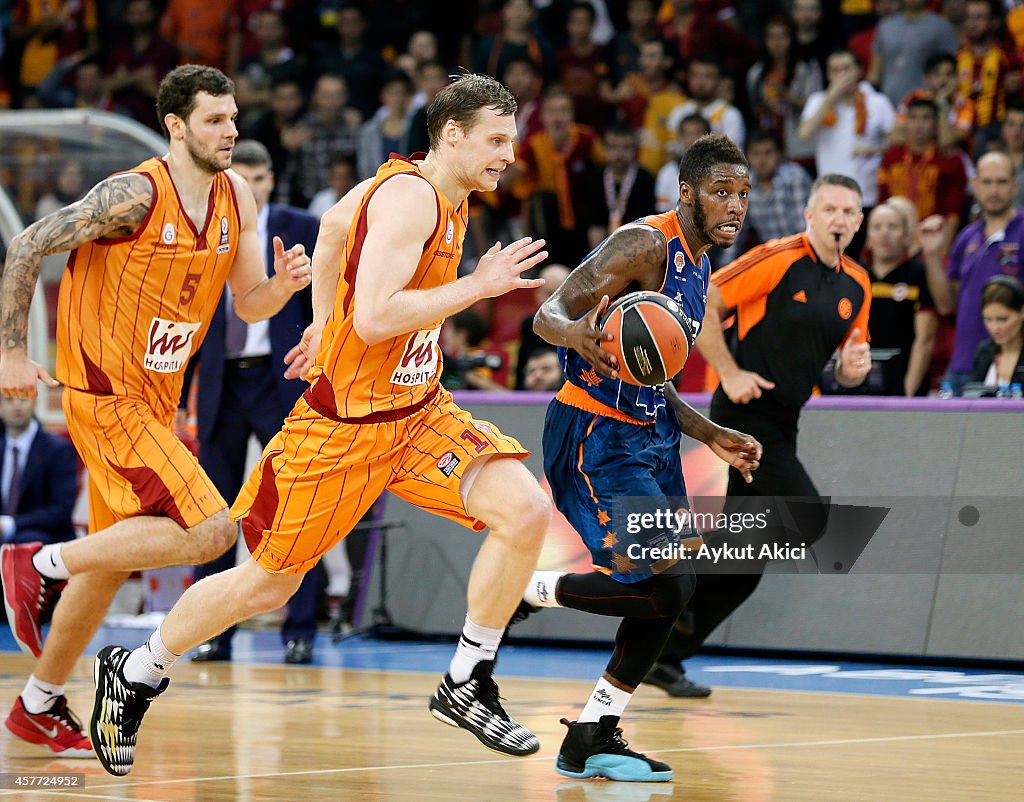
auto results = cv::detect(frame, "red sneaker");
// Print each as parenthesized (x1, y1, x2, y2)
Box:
(5, 696, 93, 758)
(1, 543, 67, 657)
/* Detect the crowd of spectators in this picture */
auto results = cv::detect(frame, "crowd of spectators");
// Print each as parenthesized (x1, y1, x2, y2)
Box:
(2, 0, 1024, 397)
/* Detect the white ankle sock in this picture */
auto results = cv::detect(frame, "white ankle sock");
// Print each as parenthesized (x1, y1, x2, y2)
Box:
(31, 544, 70, 580)
(523, 571, 564, 608)
(21, 674, 65, 714)
(448, 615, 503, 684)
(123, 628, 180, 689)
(578, 677, 632, 723)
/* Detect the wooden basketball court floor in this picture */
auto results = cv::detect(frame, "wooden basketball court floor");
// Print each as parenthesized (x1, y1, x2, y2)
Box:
(1, 628, 1022, 802)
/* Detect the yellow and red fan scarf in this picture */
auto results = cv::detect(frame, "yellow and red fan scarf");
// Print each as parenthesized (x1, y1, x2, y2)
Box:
(820, 91, 868, 136)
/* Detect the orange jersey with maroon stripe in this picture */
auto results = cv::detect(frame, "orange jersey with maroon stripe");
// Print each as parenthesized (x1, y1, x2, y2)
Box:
(56, 157, 240, 422)
(306, 156, 468, 420)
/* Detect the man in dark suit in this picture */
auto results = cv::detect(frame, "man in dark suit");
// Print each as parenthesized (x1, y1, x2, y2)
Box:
(1, 395, 79, 620)
(0, 397, 78, 547)
(178, 140, 320, 665)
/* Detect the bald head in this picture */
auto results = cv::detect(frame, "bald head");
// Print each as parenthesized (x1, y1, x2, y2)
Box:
(974, 151, 1018, 218)
(977, 150, 1014, 178)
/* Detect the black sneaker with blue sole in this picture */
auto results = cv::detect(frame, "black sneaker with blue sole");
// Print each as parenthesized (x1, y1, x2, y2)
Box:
(555, 715, 673, 782)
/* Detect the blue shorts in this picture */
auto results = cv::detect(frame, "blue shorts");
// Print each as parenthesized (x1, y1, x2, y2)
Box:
(543, 399, 687, 583)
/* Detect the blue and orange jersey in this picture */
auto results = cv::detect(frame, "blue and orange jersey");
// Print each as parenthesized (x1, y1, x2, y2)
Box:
(559, 210, 709, 423)
(56, 157, 240, 424)
(305, 155, 468, 420)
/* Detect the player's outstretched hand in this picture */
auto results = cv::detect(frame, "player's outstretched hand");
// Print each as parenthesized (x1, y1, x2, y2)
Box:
(283, 322, 323, 381)
(472, 237, 548, 299)
(707, 426, 762, 483)
(272, 236, 312, 292)
(0, 353, 60, 400)
(719, 369, 774, 404)
(566, 295, 619, 378)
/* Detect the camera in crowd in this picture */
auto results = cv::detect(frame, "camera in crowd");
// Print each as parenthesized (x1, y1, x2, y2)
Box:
(441, 351, 504, 390)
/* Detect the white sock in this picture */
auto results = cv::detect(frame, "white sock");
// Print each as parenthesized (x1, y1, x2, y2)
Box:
(122, 628, 180, 689)
(31, 544, 70, 580)
(578, 677, 632, 723)
(21, 674, 65, 714)
(448, 615, 503, 684)
(523, 571, 564, 608)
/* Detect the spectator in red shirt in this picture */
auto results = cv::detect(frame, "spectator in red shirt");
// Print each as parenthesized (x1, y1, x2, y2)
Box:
(659, 0, 759, 80)
(508, 86, 606, 266)
(555, 1, 611, 132)
(105, 0, 180, 132)
(878, 97, 967, 252)
(160, 0, 240, 74)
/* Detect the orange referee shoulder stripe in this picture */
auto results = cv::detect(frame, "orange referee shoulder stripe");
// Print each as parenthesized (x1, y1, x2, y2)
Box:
(712, 234, 807, 285)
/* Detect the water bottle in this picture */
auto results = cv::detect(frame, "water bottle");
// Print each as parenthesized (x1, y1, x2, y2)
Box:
(938, 381, 954, 399)
(1011, 383, 1023, 399)
(996, 382, 1012, 399)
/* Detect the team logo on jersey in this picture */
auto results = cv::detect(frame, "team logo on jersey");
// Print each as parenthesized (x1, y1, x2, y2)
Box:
(162, 223, 176, 245)
(445, 219, 454, 244)
(674, 251, 685, 272)
(891, 283, 909, 302)
(144, 317, 202, 373)
(837, 298, 853, 320)
(390, 327, 440, 386)
(220, 216, 230, 246)
(437, 451, 461, 478)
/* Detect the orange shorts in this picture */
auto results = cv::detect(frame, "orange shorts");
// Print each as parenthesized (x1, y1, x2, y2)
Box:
(230, 388, 529, 574)
(63, 388, 226, 533)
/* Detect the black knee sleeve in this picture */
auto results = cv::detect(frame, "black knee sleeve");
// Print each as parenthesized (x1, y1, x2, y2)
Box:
(556, 569, 694, 620)
(647, 570, 696, 618)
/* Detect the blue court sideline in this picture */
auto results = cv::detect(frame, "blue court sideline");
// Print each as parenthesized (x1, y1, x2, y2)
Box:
(3, 624, 1023, 704)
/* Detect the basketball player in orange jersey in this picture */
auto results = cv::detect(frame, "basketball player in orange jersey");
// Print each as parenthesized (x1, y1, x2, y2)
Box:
(0, 64, 311, 760)
(90, 73, 553, 776)
(511, 135, 764, 782)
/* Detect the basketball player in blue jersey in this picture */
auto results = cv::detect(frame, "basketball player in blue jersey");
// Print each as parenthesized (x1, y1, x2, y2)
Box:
(521, 135, 763, 782)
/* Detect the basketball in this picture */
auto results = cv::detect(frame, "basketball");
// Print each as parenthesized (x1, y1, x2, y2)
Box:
(599, 291, 694, 386)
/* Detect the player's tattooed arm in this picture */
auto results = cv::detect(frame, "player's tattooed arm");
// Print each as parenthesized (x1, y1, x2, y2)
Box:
(1, 173, 153, 351)
(533, 226, 666, 376)
(544, 225, 666, 322)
